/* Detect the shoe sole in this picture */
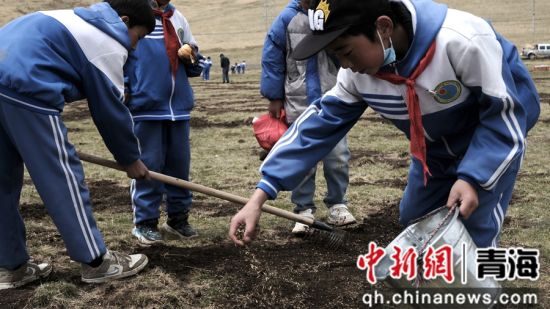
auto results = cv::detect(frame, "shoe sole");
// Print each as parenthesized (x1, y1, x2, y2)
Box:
(132, 230, 164, 247)
(81, 256, 149, 284)
(161, 223, 199, 240)
(326, 219, 357, 227)
(134, 237, 164, 247)
(0, 265, 53, 290)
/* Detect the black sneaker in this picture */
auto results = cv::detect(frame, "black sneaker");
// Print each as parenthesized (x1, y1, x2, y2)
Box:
(161, 213, 198, 239)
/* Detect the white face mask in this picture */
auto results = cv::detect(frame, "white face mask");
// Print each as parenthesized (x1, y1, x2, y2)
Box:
(377, 30, 396, 67)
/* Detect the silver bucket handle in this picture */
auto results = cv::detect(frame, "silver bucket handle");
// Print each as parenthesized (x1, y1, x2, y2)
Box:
(412, 205, 459, 256)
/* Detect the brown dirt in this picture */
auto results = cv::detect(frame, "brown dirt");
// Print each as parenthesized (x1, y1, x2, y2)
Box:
(19, 203, 49, 220)
(192, 200, 242, 217)
(19, 179, 131, 220)
(189, 116, 250, 128)
(19, 180, 245, 219)
(61, 100, 90, 122)
(350, 177, 408, 189)
(127, 202, 402, 308)
(349, 149, 410, 169)
(6, 180, 404, 309)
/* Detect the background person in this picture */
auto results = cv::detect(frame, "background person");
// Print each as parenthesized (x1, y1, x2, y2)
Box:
(220, 53, 230, 83)
(260, 0, 355, 235)
(124, 0, 203, 245)
(202, 56, 212, 80)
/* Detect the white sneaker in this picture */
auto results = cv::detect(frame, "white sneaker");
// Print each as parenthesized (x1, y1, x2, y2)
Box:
(0, 262, 52, 290)
(327, 204, 356, 226)
(291, 209, 314, 235)
(81, 250, 148, 283)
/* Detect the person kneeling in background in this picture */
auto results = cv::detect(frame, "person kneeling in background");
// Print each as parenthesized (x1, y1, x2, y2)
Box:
(230, 0, 540, 248)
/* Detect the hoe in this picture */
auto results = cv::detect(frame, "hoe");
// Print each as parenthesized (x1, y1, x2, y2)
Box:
(77, 152, 346, 248)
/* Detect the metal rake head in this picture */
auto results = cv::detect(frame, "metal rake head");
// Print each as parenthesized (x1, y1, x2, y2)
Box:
(302, 228, 348, 250)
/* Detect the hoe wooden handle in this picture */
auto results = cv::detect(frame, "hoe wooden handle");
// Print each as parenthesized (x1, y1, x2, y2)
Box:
(76, 152, 315, 226)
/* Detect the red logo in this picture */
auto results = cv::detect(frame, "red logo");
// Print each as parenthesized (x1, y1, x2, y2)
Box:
(357, 243, 455, 284)
(357, 242, 386, 284)
(389, 246, 418, 281)
(423, 244, 454, 283)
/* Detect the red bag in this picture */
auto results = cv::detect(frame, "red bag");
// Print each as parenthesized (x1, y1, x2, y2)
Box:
(252, 110, 288, 151)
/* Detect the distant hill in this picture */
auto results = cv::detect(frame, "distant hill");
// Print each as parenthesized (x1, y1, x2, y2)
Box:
(0, 0, 548, 65)
(179, 0, 550, 64)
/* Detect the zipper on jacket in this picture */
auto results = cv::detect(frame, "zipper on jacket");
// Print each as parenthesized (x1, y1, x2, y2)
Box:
(169, 76, 176, 121)
(441, 136, 457, 157)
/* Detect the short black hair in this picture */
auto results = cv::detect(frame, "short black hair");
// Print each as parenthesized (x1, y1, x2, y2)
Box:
(342, 0, 393, 42)
(104, 0, 155, 33)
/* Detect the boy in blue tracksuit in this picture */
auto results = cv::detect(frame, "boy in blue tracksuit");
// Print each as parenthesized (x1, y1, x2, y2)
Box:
(0, 0, 155, 289)
(230, 0, 540, 249)
(124, 0, 203, 245)
(261, 0, 355, 235)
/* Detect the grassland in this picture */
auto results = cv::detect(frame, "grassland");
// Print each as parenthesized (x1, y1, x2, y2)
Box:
(0, 0, 548, 308)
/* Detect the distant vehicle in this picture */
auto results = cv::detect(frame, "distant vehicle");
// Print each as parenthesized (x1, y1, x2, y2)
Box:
(521, 43, 550, 60)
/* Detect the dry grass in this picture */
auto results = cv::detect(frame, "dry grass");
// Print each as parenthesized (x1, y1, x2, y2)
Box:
(0, 0, 549, 308)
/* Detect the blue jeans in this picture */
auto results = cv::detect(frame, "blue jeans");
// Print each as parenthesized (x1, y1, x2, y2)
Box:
(292, 136, 350, 213)
(202, 68, 210, 80)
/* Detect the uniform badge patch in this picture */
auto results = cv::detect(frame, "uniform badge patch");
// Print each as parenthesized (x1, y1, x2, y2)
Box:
(431, 80, 462, 104)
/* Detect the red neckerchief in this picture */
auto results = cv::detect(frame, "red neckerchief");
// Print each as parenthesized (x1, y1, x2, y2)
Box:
(153, 8, 180, 78)
(375, 41, 436, 185)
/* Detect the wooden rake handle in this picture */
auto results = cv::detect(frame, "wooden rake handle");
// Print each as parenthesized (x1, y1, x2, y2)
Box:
(76, 152, 316, 227)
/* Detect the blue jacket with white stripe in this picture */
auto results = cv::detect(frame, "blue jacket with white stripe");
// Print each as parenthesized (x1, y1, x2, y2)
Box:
(124, 3, 201, 122)
(0, 2, 140, 165)
(260, 0, 339, 123)
(257, 0, 540, 198)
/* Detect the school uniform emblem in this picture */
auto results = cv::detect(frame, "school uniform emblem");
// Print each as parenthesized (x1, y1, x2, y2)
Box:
(432, 80, 462, 104)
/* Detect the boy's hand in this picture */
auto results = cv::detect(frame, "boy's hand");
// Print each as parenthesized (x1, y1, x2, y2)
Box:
(446, 179, 478, 219)
(229, 189, 267, 246)
(178, 43, 197, 65)
(268, 100, 283, 118)
(124, 159, 150, 180)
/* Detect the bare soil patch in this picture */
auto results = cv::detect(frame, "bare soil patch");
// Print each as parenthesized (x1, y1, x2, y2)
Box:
(62, 100, 90, 122)
(190, 116, 249, 128)
(192, 200, 242, 217)
(5, 180, 403, 309)
(137, 204, 402, 309)
(350, 178, 408, 189)
(349, 149, 410, 169)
